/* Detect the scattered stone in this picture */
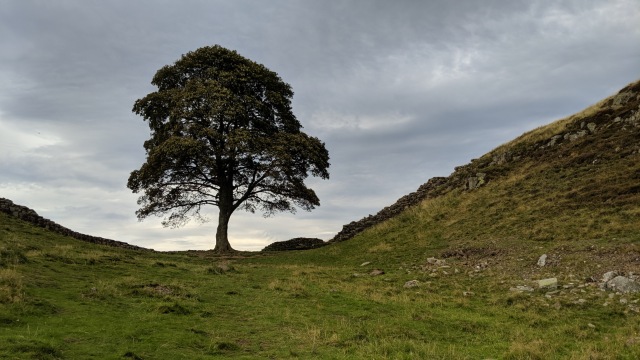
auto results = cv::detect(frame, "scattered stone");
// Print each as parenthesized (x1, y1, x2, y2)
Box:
(606, 276, 640, 293)
(588, 323, 596, 329)
(537, 278, 558, 290)
(510, 285, 534, 292)
(463, 291, 474, 297)
(369, 269, 385, 276)
(467, 173, 486, 190)
(537, 254, 547, 267)
(404, 280, 420, 288)
(546, 135, 563, 147)
(426, 257, 446, 266)
(602, 271, 618, 284)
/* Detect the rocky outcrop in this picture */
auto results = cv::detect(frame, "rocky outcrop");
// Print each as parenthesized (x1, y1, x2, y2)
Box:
(0, 198, 149, 251)
(261, 237, 326, 251)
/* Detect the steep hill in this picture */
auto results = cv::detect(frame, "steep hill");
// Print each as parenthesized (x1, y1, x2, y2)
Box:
(331, 79, 640, 252)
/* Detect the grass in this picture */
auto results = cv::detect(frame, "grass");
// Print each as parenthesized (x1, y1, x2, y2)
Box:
(1, 80, 639, 358)
(1, 210, 639, 359)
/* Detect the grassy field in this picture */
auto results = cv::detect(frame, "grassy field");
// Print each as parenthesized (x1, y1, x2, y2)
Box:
(1, 207, 639, 359)
(1, 81, 639, 359)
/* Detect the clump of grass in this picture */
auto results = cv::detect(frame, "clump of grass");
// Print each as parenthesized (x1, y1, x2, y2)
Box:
(0, 246, 28, 268)
(157, 302, 191, 315)
(204, 262, 236, 274)
(0, 268, 23, 303)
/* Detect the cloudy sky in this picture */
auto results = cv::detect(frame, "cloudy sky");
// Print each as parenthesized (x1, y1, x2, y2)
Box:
(1, 1, 639, 251)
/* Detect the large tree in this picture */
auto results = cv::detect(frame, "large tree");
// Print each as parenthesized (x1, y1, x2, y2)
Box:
(128, 45, 330, 253)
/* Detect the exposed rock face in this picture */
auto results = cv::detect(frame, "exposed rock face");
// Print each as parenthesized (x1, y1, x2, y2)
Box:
(0, 198, 149, 251)
(261, 237, 326, 251)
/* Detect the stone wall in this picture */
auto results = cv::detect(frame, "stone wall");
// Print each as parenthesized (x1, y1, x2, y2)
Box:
(261, 237, 327, 251)
(330, 176, 452, 242)
(0, 198, 150, 251)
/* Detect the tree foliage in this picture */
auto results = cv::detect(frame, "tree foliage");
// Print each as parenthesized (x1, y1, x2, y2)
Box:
(128, 45, 330, 252)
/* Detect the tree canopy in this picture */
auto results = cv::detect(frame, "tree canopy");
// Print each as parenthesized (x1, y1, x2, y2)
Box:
(127, 45, 330, 252)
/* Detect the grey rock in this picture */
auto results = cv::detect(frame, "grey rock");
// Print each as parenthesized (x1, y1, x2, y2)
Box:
(426, 257, 446, 266)
(467, 173, 487, 190)
(369, 269, 385, 276)
(606, 276, 640, 294)
(546, 135, 563, 147)
(537, 254, 547, 267)
(404, 280, 420, 288)
(510, 285, 534, 292)
(537, 278, 558, 290)
(602, 271, 618, 284)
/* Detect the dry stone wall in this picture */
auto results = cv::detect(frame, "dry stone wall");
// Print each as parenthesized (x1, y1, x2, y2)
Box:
(261, 237, 326, 251)
(330, 177, 452, 242)
(0, 198, 149, 251)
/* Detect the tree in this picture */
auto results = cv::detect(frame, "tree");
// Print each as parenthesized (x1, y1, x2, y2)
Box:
(127, 45, 330, 253)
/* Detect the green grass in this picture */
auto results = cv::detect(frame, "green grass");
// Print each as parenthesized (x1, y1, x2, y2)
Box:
(1, 210, 639, 359)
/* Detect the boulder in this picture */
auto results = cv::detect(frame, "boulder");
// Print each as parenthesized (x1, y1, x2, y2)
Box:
(403, 280, 420, 288)
(537, 278, 558, 290)
(537, 254, 547, 267)
(605, 276, 640, 294)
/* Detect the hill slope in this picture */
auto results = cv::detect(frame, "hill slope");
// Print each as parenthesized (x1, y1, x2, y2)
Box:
(331, 79, 640, 251)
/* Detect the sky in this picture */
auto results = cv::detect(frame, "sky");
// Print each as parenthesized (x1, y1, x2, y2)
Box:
(1, 0, 639, 251)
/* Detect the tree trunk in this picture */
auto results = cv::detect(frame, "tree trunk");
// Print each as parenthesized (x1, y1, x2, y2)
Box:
(214, 209, 234, 253)
(214, 184, 235, 253)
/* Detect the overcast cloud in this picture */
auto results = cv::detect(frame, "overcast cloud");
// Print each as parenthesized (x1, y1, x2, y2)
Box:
(1, 0, 639, 250)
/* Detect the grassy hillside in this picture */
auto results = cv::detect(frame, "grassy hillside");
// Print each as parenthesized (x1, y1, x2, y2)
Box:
(1, 80, 640, 359)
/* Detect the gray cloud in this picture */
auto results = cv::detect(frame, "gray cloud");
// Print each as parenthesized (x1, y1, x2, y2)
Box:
(1, 0, 638, 250)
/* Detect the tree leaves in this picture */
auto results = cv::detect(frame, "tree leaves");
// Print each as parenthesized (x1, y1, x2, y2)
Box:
(128, 45, 330, 249)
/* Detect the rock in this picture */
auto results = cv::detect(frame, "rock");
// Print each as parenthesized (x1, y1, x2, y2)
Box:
(546, 135, 563, 147)
(510, 285, 534, 292)
(602, 271, 618, 283)
(467, 173, 486, 190)
(587, 122, 597, 133)
(360, 262, 371, 267)
(426, 257, 446, 266)
(404, 280, 420, 288)
(564, 130, 588, 142)
(537, 278, 558, 290)
(537, 254, 547, 267)
(369, 269, 385, 276)
(261, 237, 326, 251)
(606, 276, 640, 294)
